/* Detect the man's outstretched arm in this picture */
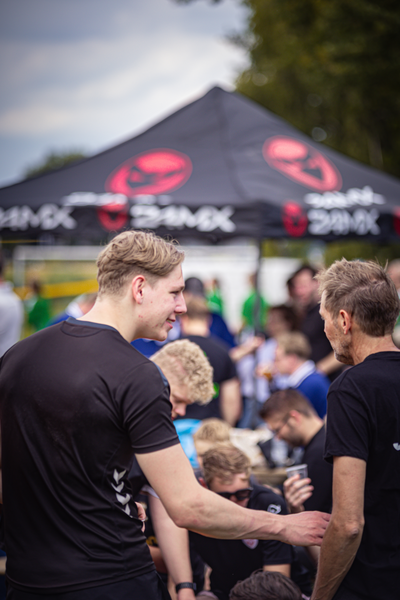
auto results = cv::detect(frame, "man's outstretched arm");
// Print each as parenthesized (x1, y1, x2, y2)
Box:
(311, 456, 366, 600)
(137, 444, 330, 547)
(150, 494, 196, 600)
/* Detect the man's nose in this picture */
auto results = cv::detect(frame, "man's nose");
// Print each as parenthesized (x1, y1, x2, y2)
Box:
(176, 293, 187, 315)
(175, 405, 186, 417)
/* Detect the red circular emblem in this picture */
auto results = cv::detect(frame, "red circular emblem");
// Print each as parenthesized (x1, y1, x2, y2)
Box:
(97, 201, 129, 231)
(282, 201, 308, 237)
(393, 208, 400, 236)
(263, 136, 342, 192)
(105, 149, 192, 197)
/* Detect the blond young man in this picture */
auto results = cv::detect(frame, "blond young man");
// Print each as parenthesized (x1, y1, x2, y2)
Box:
(311, 259, 400, 600)
(0, 230, 329, 600)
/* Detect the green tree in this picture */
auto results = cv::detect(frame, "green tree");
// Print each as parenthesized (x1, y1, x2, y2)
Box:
(234, 0, 400, 176)
(174, 0, 400, 176)
(24, 150, 87, 179)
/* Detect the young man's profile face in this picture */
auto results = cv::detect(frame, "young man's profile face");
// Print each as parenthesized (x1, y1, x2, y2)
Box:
(209, 472, 252, 508)
(140, 265, 186, 341)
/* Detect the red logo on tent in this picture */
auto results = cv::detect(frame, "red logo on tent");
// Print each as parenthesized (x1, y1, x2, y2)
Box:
(282, 201, 308, 237)
(263, 136, 342, 192)
(105, 149, 192, 197)
(394, 209, 400, 236)
(97, 201, 129, 231)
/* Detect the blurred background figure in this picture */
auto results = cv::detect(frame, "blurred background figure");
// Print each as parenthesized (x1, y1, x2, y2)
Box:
(47, 292, 97, 326)
(178, 297, 241, 426)
(388, 259, 400, 347)
(25, 280, 50, 332)
(287, 265, 341, 381)
(240, 272, 269, 335)
(205, 277, 225, 317)
(260, 389, 332, 515)
(184, 276, 235, 349)
(229, 569, 304, 600)
(233, 304, 298, 429)
(270, 332, 329, 419)
(0, 253, 23, 357)
(193, 418, 232, 470)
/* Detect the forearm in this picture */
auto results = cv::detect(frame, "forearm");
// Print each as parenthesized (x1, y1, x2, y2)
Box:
(311, 518, 363, 600)
(150, 495, 195, 596)
(137, 445, 329, 547)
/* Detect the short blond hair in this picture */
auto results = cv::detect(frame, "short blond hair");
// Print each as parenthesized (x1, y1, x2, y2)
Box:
(193, 418, 231, 444)
(202, 443, 251, 487)
(276, 331, 311, 360)
(96, 230, 184, 296)
(152, 340, 214, 405)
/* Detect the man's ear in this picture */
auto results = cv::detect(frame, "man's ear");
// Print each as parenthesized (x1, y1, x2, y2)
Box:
(198, 477, 208, 489)
(131, 275, 146, 304)
(289, 409, 301, 424)
(339, 309, 352, 334)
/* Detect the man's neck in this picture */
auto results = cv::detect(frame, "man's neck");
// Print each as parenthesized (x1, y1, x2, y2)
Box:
(302, 417, 324, 447)
(78, 295, 134, 342)
(351, 333, 400, 365)
(181, 319, 209, 337)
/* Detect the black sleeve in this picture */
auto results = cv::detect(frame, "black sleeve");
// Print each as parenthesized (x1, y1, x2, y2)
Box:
(120, 361, 180, 454)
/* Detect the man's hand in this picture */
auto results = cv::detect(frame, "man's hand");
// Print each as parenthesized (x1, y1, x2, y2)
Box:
(283, 474, 314, 513)
(280, 511, 330, 547)
(135, 502, 146, 532)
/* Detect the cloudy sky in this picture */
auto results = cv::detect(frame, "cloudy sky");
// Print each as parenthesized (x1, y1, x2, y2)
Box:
(0, 0, 249, 187)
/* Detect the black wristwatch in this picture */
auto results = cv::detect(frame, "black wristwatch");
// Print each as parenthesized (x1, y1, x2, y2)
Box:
(175, 582, 197, 593)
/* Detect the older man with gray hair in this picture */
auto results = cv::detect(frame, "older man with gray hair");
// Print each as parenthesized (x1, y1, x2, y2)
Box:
(311, 259, 400, 600)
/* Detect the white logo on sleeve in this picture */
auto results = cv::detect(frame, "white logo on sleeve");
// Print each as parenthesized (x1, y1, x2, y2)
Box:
(393, 443, 400, 451)
(267, 504, 282, 514)
(112, 469, 132, 517)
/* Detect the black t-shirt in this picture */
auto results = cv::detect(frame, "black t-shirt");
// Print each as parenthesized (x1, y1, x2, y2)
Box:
(303, 425, 332, 513)
(0, 318, 180, 594)
(177, 334, 237, 420)
(189, 484, 293, 600)
(325, 352, 400, 600)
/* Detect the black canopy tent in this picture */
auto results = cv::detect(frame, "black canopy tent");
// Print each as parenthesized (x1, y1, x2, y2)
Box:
(1, 85, 400, 244)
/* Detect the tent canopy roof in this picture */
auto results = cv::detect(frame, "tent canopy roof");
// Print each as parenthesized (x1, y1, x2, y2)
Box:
(1, 85, 400, 243)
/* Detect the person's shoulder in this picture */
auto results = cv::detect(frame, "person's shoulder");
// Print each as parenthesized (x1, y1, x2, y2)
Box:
(186, 333, 230, 355)
(308, 370, 330, 387)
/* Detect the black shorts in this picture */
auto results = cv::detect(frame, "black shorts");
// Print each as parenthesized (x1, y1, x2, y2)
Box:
(6, 572, 171, 600)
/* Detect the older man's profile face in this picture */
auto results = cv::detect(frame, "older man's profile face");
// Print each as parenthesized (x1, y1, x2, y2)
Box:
(320, 293, 353, 366)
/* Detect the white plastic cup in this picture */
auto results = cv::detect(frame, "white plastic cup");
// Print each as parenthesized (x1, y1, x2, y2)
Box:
(286, 463, 308, 480)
